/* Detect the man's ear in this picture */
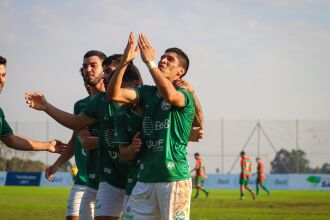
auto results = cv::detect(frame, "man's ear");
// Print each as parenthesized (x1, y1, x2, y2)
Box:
(176, 67, 185, 78)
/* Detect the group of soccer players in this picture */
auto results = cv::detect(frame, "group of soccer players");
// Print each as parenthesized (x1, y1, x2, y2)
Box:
(1, 31, 272, 220)
(23, 32, 204, 220)
(239, 151, 271, 200)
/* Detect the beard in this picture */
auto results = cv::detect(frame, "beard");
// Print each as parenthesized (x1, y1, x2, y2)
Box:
(84, 72, 104, 87)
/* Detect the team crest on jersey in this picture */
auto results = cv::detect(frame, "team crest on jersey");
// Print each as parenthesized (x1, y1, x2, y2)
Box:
(174, 211, 186, 220)
(161, 100, 171, 111)
(167, 162, 175, 170)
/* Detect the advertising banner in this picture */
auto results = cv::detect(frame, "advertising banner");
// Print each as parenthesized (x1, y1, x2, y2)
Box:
(40, 172, 73, 187)
(5, 172, 41, 186)
(0, 171, 7, 186)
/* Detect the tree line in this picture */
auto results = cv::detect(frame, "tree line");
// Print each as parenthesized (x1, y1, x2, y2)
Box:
(271, 148, 330, 174)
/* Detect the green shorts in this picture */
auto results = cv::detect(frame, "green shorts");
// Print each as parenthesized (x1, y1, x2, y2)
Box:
(239, 177, 250, 186)
(256, 178, 265, 185)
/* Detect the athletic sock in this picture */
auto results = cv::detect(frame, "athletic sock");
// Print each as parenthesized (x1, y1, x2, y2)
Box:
(262, 185, 270, 195)
(194, 190, 200, 198)
(256, 185, 260, 196)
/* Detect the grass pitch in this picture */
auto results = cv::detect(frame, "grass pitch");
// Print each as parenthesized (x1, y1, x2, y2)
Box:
(0, 187, 329, 220)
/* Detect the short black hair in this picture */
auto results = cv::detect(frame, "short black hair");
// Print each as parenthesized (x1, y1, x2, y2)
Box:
(79, 67, 84, 78)
(123, 63, 143, 85)
(102, 54, 123, 67)
(83, 50, 107, 63)
(240, 151, 246, 156)
(165, 47, 189, 76)
(194, 152, 200, 157)
(0, 56, 7, 66)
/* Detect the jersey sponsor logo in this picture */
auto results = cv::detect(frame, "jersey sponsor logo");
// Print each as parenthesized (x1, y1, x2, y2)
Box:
(161, 100, 171, 111)
(143, 116, 153, 136)
(146, 139, 164, 152)
(155, 119, 170, 130)
(104, 168, 112, 174)
(140, 163, 144, 170)
(105, 128, 115, 148)
(167, 162, 175, 170)
(109, 150, 119, 160)
(89, 174, 96, 179)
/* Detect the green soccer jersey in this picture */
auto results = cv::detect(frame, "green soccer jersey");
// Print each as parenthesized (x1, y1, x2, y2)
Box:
(72, 96, 89, 186)
(82, 92, 128, 189)
(135, 86, 195, 182)
(0, 107, 13, 137)
(113, 106, 143, 195)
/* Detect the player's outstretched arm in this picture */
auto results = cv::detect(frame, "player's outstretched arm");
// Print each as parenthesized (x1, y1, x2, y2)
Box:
(138, 34, 186, 107)
(46, 134, 75, 181)
(0, 134, 69, 153)
(174, 80, 204, 127)
(25, 92, 95, 131)
(107, 32, 138, 104)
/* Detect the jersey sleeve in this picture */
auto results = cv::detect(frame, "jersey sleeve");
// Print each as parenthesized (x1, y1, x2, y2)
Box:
(176, 88, 195, 114)
(0, 108, 13, 137)
(82, 94, 100, 120)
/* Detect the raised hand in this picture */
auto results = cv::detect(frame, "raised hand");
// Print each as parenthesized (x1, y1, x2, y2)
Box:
(45, 164, 59, 182)
(25, 92, 48, 111)
(131, 132, 142, 153)
(188, 127, 204, 142)
(138, 34, 156, 64)
(48, 139, 71, 154)
(122, 32, 139, 64)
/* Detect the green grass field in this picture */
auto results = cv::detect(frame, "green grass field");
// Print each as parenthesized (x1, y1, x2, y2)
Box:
(0, 187, 329, 220)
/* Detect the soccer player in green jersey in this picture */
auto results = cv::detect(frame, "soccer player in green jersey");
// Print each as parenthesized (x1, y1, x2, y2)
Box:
(45, 75, 90, 220)
(107, 33, 197, 220)
(0, 56, 67, 153)
(111, 62, 143, 212)
(191, 152, 209, 198)
(256, 157, 270, 196)
(25, 54, 143, 220)
(240, 151, 256, 200)
(44, 51, 107, 220)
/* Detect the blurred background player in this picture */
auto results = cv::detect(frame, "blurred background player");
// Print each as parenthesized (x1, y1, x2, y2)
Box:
(256, 157, 270, 196)
(191, 152, 209, 198)
(239, 151, 255, 200)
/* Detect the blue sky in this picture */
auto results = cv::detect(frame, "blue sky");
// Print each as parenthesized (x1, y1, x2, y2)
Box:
(1, 0, 330, 171)
(1, 0, 330, 121)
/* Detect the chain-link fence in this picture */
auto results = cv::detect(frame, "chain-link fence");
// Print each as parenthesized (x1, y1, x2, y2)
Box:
(1, 119, 330, 174)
